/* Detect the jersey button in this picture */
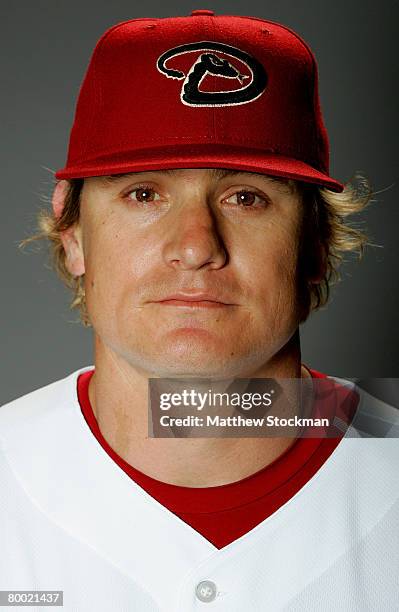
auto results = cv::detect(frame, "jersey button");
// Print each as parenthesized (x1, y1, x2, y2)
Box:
(191, 9, 215, 16)
(195, 580, 217, 602)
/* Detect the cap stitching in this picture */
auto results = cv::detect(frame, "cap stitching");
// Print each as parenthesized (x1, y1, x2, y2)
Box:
(210, 15, 217, 143)
(68, 146, 321, 175)
(76, 22, 136, 161)
(231, 15, 322, 170)
(77, 18, 163, 161)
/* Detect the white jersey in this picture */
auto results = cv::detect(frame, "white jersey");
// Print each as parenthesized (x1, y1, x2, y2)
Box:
(0, 365, 398, 611)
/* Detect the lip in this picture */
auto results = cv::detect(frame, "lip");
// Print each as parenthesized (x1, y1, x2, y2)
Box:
(153, 292, 232, 308)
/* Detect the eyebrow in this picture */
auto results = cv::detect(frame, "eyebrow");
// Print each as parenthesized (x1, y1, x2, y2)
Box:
(100, 168, 296, 193)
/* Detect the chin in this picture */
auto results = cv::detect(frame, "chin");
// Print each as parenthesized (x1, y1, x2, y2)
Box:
(137, 346, 256, 380)
(148, 363, 237, 380)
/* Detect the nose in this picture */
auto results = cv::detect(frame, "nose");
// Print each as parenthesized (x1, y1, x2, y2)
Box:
(162, 203, 227, 271)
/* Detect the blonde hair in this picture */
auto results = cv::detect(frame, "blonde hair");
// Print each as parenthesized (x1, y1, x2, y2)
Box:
(19, 174, 374, 327)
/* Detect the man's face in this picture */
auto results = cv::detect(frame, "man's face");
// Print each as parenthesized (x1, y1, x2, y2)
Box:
(70, 168, 305, 378)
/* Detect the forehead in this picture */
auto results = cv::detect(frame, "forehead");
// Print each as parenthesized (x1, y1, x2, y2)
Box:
(96, 168, 298, 195)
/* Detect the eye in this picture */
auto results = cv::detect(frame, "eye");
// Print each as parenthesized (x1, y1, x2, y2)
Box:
(125, 186, 161, 204)
(223, 189, 269, 209)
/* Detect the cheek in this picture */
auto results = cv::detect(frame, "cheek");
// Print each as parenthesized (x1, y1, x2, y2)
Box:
(85, 223, 135, 321)
(240, 220, 303, 335)
(82, 223, 154, 321)
(241, 220, 302, 294)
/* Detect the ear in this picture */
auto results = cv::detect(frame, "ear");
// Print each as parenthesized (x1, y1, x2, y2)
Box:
(52, 180, 85, 277)
(308, 242, 327, 284)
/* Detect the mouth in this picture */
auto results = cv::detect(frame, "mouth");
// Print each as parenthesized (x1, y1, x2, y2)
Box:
(152, 292, 234, 309)
(156, 299, 229, 309)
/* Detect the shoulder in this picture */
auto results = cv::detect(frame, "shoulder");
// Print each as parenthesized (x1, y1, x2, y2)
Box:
(306, 365, 399, 436)
(0, 366, 94, 448)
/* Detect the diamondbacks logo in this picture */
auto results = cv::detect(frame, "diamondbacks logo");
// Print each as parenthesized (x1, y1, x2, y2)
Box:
(156, 41, 267, 107)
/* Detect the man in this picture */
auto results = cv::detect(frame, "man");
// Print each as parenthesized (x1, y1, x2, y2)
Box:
(1, 10, 398, 612)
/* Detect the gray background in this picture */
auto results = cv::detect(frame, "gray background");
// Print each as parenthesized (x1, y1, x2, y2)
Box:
(1, 0, 398, 404)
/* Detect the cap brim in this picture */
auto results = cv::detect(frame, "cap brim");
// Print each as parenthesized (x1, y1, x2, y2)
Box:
(55, 145, 344, 192)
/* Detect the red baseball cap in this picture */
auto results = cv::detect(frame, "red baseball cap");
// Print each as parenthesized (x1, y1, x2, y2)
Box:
(55, 9, 344, 192)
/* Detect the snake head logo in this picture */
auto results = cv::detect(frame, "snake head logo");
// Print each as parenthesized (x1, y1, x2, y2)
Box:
(157, 42, 267, 107)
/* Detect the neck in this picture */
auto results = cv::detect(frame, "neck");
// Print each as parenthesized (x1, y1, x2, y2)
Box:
(88, 330, 311, 487)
